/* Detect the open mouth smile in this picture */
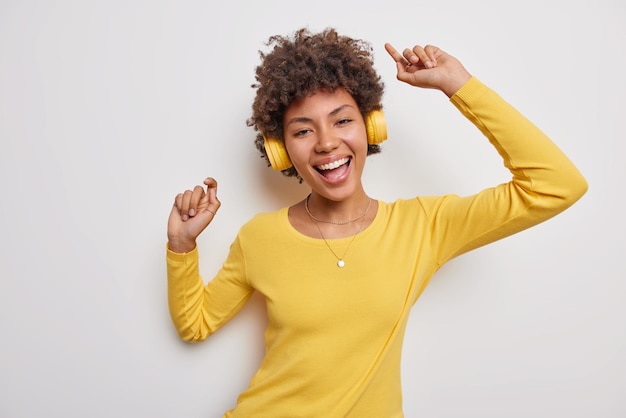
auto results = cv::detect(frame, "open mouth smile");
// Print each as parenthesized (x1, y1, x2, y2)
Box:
(314, 157, 351, 180)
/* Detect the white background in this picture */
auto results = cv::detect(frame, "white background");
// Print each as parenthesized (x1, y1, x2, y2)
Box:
(1, 1, 624, 417)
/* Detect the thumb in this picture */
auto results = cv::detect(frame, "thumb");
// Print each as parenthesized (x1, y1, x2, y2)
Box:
(203, 177, 221, 215)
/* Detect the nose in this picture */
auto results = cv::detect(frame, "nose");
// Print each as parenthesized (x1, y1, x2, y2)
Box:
(315, 127, 341, 153)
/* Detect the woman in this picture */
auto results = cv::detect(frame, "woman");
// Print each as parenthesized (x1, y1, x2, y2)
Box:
(166, 27, 587, 417)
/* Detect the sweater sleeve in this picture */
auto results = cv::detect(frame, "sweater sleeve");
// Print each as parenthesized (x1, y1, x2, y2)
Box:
(422, 77, 588, 265)
(166, 235, 254, 342)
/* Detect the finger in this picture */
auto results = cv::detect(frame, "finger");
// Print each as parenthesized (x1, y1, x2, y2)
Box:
(406, 45, 434, 69)
(403, 46, 421, 67)
(188, 185, 206, 217)
(423, 44, 440, 66)
(386, 42, 414, 70)
(174, 193, 183, 210)
(180, 189, 193, 221)
(203, 177, 221, 215)
(172, 193, 186, 223)
(384, 43, 404, 64)
(385, 43, 415, 77)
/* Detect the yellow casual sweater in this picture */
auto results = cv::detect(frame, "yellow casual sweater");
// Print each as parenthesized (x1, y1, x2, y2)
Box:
(166, 77, 587, 417)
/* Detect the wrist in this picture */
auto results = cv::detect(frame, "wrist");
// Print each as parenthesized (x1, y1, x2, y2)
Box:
(167, 239, 196, 254)
(442, 70, 472, 98)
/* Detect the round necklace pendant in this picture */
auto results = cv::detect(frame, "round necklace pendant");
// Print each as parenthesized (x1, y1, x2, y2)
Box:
(337, 259, 345, 268)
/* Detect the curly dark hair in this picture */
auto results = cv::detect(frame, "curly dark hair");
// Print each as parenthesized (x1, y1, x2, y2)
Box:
(246, 27, 385, 179)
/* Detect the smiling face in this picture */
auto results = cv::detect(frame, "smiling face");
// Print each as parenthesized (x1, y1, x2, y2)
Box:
(283, 88, 368, 201)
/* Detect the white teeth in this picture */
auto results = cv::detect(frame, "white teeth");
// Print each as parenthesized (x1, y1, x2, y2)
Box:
(316, 157, 349, 171)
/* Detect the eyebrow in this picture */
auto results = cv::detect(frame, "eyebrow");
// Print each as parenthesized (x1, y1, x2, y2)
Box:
(285, 104, 355, 127)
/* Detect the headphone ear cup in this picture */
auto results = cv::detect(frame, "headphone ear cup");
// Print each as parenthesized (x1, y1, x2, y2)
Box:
(263, 136, 293, 171)
(264, 111, 385, 171)
(365, 110, 387, 145)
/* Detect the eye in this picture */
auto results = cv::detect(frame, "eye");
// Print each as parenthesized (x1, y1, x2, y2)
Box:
(336, 118, 352, 126)
(293, 128, 312, 137)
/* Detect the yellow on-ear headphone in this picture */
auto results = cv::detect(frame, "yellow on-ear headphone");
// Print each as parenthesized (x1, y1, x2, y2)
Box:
(263, 110, 387, 171)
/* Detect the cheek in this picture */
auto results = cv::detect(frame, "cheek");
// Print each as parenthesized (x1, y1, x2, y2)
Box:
(348, 130, 369, 155)
(284, 139, 308, 167)
(284, 139, 296, 158)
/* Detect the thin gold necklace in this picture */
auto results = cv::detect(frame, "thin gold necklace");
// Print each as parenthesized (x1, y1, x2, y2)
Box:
(304, 194, 372, 225)
(305, 197, 370, 268)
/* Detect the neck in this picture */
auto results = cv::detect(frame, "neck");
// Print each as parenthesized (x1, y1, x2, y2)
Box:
(305, 192, 371, 225)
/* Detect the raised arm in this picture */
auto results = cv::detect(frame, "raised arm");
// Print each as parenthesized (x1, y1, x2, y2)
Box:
(166, 176, 247, 343)
(385, 42, 588, 263)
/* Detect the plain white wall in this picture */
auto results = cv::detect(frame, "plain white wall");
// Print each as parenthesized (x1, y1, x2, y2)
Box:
(1, 1, 624, 417)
